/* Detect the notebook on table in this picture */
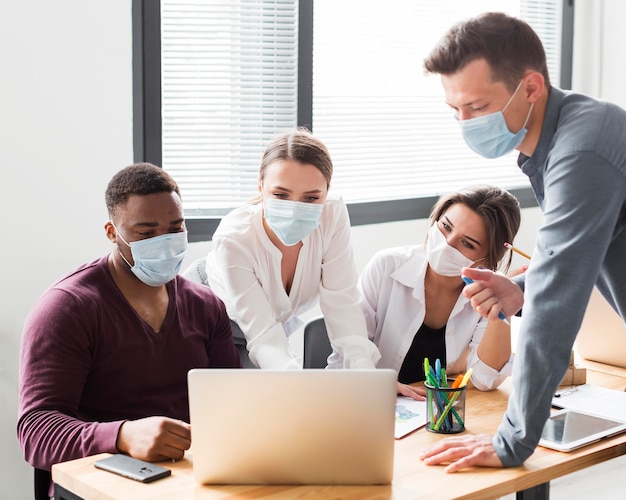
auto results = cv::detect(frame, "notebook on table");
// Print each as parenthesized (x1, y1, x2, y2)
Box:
(187, 368, 397, 485)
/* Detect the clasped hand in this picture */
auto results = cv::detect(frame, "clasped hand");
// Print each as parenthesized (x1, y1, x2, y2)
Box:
(116, 416, 191, 462)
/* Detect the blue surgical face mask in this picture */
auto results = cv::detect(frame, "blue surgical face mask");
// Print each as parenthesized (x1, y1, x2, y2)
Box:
(263, 198, 324, 246)
(458, 80, 534, 159)
(114, 225, 188, 286)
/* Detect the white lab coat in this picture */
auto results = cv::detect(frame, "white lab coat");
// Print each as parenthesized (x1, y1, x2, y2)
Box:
(359, 245, 512, 390)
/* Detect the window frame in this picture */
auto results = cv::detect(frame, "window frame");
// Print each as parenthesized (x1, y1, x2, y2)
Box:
(132, 0, 574, 243)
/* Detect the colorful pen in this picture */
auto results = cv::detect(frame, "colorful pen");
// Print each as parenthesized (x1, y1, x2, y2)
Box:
(425, 358, 463, 429)
(459, 367, 473, 387)
(504, 242, 531, 260)
(461, 276, 510, 325)
(451, 374, 464, 389)
(425, 370, 448, 430)
(433, 368, 473, 431)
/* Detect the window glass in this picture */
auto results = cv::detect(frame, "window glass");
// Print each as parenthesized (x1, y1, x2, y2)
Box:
(313, 0, 561, 202)
(160, 0, 562, 216)
(161, 0, 298, 216)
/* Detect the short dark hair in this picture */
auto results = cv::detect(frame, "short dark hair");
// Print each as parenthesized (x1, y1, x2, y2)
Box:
(105, 163, 180, 217)
(429, 185, 521, 273)
(423, 12, 551, 91)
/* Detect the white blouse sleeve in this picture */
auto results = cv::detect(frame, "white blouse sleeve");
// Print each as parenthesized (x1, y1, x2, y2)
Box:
(209, 235, 300, 370)
(358, 252, 385, 344)
(465, 316, 513, 391)
(318, 198, 381, 369)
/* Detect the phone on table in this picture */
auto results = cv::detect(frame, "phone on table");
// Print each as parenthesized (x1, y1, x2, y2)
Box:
(94, 454, 171, 483)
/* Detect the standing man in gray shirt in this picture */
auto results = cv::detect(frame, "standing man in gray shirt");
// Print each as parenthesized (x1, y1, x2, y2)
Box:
(419, 12, 626, 471)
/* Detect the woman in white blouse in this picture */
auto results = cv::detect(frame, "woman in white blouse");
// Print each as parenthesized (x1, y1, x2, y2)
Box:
(202, 129, 381, 371)
(359, 186, 522, 395)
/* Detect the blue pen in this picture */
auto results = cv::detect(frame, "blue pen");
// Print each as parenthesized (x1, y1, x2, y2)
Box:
(435, 358, 442, 385)
(461, 276, 510, 325)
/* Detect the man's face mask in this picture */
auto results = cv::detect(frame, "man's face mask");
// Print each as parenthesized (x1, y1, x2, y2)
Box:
(457, 79, 534, 159)
(114, 225, 188, 286)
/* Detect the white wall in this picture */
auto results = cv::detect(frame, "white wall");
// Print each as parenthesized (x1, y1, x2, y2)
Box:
(1, 1, 624, 498)
(0, 1, 133, 497)
(572, 0, 626, 108)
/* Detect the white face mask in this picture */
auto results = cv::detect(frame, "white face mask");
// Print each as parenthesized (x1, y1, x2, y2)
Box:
(426, 223, 476, 277)
(114, 225, 188, 286)
(457, 79, 533, 159)
(263, 198, 324, 246)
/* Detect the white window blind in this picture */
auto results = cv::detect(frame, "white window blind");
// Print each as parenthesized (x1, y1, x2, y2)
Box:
(160, 0, 562, 216)
(313, 0, 561, 202)
(161, 0, 299, 216)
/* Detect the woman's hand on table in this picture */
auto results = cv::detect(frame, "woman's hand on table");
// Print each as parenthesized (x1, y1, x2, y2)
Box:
(397, 382, 426, 401)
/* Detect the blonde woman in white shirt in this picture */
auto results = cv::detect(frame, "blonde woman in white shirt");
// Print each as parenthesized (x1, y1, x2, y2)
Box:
(359, 186, 522, 396)
(202, 129, 381, 371)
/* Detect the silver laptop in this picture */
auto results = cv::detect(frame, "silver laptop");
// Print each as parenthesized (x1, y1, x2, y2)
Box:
(575, 287, 626, 368)
(187, 368, 397, 485)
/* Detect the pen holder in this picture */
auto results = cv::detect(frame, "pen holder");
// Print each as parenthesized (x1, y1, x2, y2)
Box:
(425, 380, 466, 434)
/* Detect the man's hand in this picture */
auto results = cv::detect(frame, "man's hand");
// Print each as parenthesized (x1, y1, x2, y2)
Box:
(397, 382, 426, 401)
(420, 434, 503, 472)
(462, 267, 524, 320)
(116, 416, 191, 462)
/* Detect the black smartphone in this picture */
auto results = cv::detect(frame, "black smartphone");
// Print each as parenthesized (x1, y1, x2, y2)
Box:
(94, 454, 171, 483)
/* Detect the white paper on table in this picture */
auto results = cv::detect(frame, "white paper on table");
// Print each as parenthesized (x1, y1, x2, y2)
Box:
(395, 396, 428, 439)
(551, 383, 626, 422)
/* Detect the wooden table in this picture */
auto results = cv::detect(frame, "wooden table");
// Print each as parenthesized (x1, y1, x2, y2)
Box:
(53, 366, 626, 499)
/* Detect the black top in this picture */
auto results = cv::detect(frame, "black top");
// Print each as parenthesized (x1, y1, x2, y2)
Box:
(398, 322, 446, 384)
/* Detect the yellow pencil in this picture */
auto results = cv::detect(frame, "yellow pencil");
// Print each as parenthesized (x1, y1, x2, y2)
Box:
(504, 242, 531, 260)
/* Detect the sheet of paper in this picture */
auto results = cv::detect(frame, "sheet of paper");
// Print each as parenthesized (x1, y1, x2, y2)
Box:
(395, 396, 427, 439)
(551, 384, 626, 422)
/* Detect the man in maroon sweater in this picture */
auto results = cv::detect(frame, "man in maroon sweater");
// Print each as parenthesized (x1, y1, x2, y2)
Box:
(17, 163, 240, 474)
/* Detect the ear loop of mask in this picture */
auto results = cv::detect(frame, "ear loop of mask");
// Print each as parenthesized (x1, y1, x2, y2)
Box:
(503, 79, 534, 133)
(111, 223, 134, 270)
